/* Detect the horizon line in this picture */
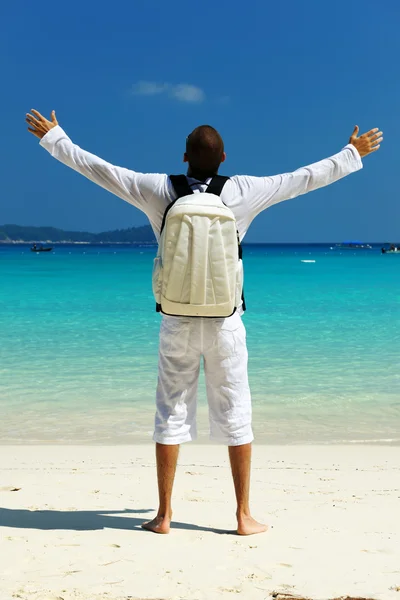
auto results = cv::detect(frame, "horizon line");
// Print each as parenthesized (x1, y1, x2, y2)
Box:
(0, 240, 394, 246)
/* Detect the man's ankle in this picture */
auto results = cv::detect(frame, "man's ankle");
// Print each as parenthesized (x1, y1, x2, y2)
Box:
(236, 507, 251, 519)
(157, 509, 172, 520)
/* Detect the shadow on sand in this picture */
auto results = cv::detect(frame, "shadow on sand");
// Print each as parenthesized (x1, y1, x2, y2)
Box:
(0, 507, 233, 534)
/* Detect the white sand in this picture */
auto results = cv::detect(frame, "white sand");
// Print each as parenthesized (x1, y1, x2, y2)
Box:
(1, 444, 399, 600)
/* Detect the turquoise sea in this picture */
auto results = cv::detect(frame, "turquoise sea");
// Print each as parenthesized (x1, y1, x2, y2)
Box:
(0, 243, 399, 445)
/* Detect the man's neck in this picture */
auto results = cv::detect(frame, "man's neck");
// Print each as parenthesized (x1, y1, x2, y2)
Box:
(187, 166, 216, 182)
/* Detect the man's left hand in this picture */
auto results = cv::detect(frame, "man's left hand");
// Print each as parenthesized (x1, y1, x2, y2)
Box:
(349, 126, 383, 158)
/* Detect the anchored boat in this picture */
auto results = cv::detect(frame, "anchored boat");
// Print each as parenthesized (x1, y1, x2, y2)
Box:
(31, 244, 53, 253)
(381, 244, 400, 254)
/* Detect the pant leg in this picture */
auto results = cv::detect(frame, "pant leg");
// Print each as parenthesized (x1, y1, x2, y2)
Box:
(203, 313, 254, 446)
(153, 316, 201, 444)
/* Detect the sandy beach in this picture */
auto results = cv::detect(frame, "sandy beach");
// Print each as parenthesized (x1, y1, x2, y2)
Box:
(0, 444, 399, 600)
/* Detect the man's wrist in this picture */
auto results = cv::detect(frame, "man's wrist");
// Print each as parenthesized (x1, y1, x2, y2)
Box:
(39, 124, 63, 148)
(347, 142, 362, 159)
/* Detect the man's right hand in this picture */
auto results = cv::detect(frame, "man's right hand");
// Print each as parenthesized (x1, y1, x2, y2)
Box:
(26, 109, 58, 139)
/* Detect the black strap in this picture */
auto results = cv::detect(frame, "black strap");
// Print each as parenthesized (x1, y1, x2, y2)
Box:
(159, 176, 193, 235)
(169, 175, 194, 199)
(238, 241, 246, 311)
(206, 175, 230, 196)
(170, 174, 230, 198)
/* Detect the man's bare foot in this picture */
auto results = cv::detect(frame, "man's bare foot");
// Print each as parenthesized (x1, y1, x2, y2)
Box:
(141, 515, 171, 534)
(237, 515, 268, 536)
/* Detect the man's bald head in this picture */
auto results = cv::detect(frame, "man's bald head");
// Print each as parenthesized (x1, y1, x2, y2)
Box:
(184, 125, 226, 179)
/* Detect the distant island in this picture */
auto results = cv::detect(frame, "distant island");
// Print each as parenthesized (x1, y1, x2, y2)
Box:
(0, 224, 156, 244)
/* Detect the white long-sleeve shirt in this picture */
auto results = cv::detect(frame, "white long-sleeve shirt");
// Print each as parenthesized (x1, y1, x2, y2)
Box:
(40, 126, 362, 242)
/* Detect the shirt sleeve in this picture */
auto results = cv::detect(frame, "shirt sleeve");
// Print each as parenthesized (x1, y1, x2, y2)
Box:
(232, 144, 363, 220)
(39, 125, 167, 218)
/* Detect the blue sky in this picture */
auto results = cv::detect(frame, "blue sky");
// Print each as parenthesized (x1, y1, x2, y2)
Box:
(1, 0, 399, 242)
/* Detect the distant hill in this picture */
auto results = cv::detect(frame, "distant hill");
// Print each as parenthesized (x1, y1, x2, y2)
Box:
(0, 224, 156, 243)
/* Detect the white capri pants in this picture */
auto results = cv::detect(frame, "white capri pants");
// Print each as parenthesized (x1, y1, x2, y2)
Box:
(153, 312, 253, 446)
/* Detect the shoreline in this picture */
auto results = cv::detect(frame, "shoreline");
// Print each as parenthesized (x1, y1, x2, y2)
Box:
(2, 405, 399, 447)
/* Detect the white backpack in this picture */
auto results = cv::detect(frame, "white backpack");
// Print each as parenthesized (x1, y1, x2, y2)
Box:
(152, 175, 244, 317)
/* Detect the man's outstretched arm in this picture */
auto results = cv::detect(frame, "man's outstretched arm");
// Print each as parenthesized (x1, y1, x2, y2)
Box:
(236, 126, 383, 218)
(26, 109, 166, 215)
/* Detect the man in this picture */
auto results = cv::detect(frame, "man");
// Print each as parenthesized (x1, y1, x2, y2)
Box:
(26, 109, 382, 535)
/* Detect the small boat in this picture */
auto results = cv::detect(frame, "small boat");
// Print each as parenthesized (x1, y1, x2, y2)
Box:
(31, 244, 53, 253)
(335, 241, 372, 250)
(381, 244, 400, 254)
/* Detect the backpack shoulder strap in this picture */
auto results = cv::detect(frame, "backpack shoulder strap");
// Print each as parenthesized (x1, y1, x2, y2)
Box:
(206, 175, 230, 196)
(169, 175, 194, 198)
(160, 176, 193, 236)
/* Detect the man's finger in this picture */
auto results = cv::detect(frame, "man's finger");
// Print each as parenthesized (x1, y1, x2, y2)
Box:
(26, 114, 41, 124)
(369, 131, 383, 142)
(31, 109, 45, 121)
(26, 113, 41, 125)
(25, 119, 39, 129)
(26, 120, 42, 132)
(363, 128, 379, 137)
(351, 125, 359, 138)
(371, 137, 383, 146)
(51, 110, 57, 124)
(371, 145, 380, 152)
(27, 127, 41, 138)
